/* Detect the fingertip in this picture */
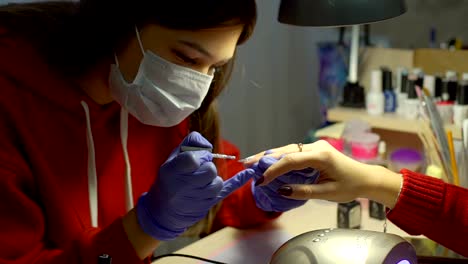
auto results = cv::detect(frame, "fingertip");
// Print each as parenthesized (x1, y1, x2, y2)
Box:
(277, 186, 293, 196)
(213, 176, 224, 192)
(254, 176, 264, 186)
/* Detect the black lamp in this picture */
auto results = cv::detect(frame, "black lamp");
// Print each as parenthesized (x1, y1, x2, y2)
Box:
(278, 0, 407, 108)
(278, 0, 407, 27)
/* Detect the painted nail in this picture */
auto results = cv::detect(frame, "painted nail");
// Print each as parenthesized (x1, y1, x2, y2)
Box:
(277, 186, 293, 196)
(254, 177, 265, 186)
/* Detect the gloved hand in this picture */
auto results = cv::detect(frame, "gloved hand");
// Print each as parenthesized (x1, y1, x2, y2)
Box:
(136, 131, 256, 241)
(251, 155, 319, 212)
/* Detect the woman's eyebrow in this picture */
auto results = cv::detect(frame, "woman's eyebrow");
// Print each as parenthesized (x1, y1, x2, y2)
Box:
(177, 40, 213, 59)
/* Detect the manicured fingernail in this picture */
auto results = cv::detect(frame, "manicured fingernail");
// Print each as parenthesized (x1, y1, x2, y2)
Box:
(277, 186, 293, 196)
(254, 177, 265, 186)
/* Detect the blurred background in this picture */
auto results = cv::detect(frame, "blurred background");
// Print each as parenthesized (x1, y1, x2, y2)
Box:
(218, 0, 468, 156)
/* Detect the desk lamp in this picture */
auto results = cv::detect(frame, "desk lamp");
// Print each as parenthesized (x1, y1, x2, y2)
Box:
(271, 1, 413, 264)
(278, 0, 407, 108)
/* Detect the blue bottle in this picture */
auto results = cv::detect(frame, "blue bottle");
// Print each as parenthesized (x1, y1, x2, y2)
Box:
(382, 68, 396, 112)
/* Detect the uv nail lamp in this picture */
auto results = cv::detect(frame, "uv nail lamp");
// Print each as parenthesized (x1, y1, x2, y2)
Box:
(270, 228, 417, 264)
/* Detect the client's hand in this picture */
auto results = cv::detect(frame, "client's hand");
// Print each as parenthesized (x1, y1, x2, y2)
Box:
(246, 140, 402, 208)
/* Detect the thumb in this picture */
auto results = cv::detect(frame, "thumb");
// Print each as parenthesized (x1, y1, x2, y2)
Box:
(278, 182, 339, 201)
(217, 168, 256, 201)
(181, 131, 213, 149)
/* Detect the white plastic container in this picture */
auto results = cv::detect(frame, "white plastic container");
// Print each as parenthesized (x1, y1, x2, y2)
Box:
(423, 75, 435, 97)
(366, 70, 384, 116)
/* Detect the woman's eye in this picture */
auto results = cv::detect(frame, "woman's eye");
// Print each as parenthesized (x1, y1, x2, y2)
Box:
(174, 51, 197, 65)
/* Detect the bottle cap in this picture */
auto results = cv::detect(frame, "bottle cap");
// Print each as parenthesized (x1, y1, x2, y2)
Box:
(457, 82, 468, 105)
(370, 70, 382, 93)
(462, 73, 468, 81)
(397, 68, 408, 93)
(435, 76, 443, 98)
(381, 68, 393, 91)
(446, 70, 457, 80)
(98, 254, 112, 264)
(406, 78, 418, 99)
(412, 68, 423, 76)
(378, 141, 386, 155)
(400, 73, 408, 94)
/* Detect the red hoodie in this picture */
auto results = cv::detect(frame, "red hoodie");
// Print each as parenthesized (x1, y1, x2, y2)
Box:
(0, 30, 276, 263)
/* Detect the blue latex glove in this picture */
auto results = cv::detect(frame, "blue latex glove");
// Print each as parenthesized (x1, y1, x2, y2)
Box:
(136, 131, 255, 241)
(251, 155, 320, 212)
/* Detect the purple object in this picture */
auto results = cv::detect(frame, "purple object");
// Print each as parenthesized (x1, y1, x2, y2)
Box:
(390, 148, 423, 163)
(390, 148, 423, 172)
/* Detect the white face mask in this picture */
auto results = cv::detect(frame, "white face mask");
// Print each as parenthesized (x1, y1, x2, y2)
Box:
(109, 27, 214, 127)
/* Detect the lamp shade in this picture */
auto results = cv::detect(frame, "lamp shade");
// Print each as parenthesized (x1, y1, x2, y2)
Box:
(278, 0, 407, 27)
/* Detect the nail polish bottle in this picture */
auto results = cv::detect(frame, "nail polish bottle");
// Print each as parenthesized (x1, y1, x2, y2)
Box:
(443, 70, 458, 102)
(366, 70, 385, 116)
(454, 73, 468, 127)
(382, 67, 396, 113)
(337, 200, 361, 229)
(404, 77, 420, 120)
(396, 68, 408, 116)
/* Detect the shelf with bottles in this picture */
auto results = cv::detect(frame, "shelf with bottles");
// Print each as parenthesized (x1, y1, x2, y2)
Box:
(327, 107, 462, 140)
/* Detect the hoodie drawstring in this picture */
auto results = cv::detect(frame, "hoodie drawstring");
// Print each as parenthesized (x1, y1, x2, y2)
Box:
(120, 108, 134, 212)
(81, 101, 98, 228)
(81, 101, 133, 228)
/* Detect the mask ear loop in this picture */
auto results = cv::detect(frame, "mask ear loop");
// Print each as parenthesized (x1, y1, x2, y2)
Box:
(134, 25, 145, 54)
(114, 54, 120, 68)
(113, 26, 144, 68)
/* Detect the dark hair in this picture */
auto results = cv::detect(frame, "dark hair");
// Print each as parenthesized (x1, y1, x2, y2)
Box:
(0, 0, 257, 149)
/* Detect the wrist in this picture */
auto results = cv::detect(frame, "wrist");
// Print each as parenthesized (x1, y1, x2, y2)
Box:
(122, 208, 160, 260)
(361, 165, 403, 209)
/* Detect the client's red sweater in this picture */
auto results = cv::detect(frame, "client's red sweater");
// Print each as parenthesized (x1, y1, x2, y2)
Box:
(388, 169, 468, 257)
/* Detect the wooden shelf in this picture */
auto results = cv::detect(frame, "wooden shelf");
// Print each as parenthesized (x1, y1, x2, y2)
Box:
(328, 107, 462, 140)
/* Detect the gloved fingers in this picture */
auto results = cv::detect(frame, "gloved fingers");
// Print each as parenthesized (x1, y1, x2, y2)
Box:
(257, 184, 306, 211)
(257, 156, 280, 172)
(276, 182, 339, 200)
(251, 181, 276, 212)
(278, 169, 320, 185)
(217, 168, 256, 200)
(185, 161, 218, 187)
(181, 131, 213, 150)
(174, 197, 218, 215)
(183, 176, 224, 199)
(161, 151, 212, 175)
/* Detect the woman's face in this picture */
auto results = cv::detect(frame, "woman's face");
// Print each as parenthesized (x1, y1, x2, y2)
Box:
(118, 24, 244, 82)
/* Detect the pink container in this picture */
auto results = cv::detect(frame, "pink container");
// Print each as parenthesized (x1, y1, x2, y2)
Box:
(350, 133, 380, 160)
(322, 137, 345, 152)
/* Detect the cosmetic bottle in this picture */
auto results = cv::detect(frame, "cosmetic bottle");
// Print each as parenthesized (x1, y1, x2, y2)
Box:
(423, 75, 436, 97)
(413, 68, 424, 89)
(404, 77, 419, 120)
(337, 200, 361, 229)
(366, 70, 384, 116)
(454, 73, 468, 127)
(434, 75, 443, 102)
(443, 71, 458, 102)
(396, 68, 408, 116)
(382, 67, 396, 112)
